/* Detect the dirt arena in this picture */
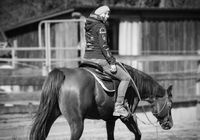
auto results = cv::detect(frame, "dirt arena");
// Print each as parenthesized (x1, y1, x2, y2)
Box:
(0, 105, 200, 140)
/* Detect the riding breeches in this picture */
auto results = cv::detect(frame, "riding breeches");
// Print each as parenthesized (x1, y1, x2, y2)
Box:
(93, 59, 131, 103)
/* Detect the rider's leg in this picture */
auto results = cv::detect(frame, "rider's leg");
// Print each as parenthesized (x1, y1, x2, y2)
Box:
(98, 60, 131, 117)
(112, 65, 131, 117)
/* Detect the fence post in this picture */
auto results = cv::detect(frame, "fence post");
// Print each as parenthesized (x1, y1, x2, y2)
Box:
(12, 40, 17, 68)
(44, 22, 51, 73)
(80, 17, 86, 61)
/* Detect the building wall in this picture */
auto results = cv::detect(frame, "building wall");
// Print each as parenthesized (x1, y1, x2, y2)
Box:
(116, 18, 200, 99)
(7, 25, 43, 68)
(118, 20, 142, 68)
(6, 18, 82, 69)
(3, 9, 200, 99)
(141, 20, 200, 99)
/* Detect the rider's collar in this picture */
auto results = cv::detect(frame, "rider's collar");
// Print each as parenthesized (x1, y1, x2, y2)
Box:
(89, 14, 104, 22)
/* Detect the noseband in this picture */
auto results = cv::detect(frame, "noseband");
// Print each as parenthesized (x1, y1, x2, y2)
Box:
(152, 96, 171, 119)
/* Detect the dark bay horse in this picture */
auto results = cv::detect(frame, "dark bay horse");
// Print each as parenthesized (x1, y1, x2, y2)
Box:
(29, 63, 173, 140)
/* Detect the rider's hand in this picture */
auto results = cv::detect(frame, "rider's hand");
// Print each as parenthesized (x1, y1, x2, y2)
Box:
(110, 64, 117, 73)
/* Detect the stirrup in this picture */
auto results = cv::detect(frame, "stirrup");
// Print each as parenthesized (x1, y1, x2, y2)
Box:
(113, 105, 129, 117)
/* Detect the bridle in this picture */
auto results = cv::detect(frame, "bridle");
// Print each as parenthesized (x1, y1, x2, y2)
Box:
(152, 96, 172, 119)
(118, 61, 172, 125)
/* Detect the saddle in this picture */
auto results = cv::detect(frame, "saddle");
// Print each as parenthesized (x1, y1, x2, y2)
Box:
(79, 61, 119, 92)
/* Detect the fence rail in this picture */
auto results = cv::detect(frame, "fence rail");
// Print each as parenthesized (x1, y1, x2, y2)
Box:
(1, 47, 200, 61)
(0, 47, 199, 83)
(0, 47, 199, 76)
(0, 47, 199, 101)
(116, 55, 200, 61)
(1, 55, 199, 61)
(0, 72, 199, 86)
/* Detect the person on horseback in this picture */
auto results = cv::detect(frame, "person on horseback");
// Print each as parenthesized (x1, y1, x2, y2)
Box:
(84, 5, 131, 117)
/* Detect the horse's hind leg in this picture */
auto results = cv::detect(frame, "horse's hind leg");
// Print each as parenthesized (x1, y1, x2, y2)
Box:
(59, 92, 84, 140)
(68, 117, 84, 140)
(61, 107, 84, 140)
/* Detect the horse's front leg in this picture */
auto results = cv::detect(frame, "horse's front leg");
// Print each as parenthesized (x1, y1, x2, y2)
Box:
(131, 97, 139, 113)
(106, 120, 116, 140)
(121, 114, 141, 140)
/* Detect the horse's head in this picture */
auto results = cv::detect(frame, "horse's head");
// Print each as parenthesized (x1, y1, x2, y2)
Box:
(151, 85, 173, 130)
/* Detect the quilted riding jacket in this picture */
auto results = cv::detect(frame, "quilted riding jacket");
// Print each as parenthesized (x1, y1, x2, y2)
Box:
(84, 15, 116, 65)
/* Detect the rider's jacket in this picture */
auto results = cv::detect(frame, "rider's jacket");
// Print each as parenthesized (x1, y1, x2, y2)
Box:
(84, 14, 116, 65)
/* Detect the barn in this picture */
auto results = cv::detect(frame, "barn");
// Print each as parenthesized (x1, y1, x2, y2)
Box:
(1, 1, 200, 100)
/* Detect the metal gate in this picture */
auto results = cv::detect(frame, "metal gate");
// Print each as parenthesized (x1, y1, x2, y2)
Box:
(38, 19, 86, 72)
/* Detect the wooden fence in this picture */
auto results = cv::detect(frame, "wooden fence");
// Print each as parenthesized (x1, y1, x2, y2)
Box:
(0, 48, 199, 101)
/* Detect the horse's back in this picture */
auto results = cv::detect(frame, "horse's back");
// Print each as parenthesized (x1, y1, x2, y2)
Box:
(58, 67, 115, 120)
(59, 67, 95, 109)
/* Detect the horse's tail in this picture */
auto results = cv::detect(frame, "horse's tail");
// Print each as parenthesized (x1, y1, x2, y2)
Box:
(29, 68, 65, 140)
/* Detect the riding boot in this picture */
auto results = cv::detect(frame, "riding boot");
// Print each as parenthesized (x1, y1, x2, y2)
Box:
(113, 80, 129, 117)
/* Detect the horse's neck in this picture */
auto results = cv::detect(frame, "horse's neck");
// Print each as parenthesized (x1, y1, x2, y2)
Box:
(126, 65, 165, 99)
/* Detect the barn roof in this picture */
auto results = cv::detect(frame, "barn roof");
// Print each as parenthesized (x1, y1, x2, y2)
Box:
(77, 6, 200, 20)
(3, 6, 200, 33)
(2, 8, 75, 32)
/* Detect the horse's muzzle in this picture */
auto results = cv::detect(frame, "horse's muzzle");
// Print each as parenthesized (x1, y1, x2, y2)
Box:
(160, 116, 173, 130)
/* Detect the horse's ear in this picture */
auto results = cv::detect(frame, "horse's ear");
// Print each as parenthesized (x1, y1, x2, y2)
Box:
(167, 85, 173, 97)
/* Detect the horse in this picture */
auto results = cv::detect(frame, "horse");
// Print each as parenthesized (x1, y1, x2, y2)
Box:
(29, 62, 173, 140)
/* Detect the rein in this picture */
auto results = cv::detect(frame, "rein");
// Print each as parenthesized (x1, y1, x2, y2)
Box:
(118, 62, 175, 140)
(118, 62, 157, 124)
(118, 62, 142, 101)
(118, 62, 168, 125)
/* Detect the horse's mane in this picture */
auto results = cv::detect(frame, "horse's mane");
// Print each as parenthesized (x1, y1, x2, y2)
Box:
(122, 63, 166, 98)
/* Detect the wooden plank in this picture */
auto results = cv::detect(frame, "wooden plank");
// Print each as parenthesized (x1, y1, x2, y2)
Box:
(151, 72, 200, 81)
(0, 76, 46, 86)
(116, 55, 200, 61)
(141, 21, 149, 72)
(197, 21, 200, 51)
(1, 55, 199, 63)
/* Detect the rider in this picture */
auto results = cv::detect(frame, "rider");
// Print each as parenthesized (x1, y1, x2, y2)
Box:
(84, 5, 131, 117)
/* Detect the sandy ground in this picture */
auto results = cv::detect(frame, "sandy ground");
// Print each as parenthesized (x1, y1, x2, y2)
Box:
(0, 92, 200, 140)
(0, 107, 200, 140)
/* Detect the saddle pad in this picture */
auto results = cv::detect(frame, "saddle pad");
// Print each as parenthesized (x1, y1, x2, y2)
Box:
(79, 61, 117, 81)
(84, 68, 116, 93)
